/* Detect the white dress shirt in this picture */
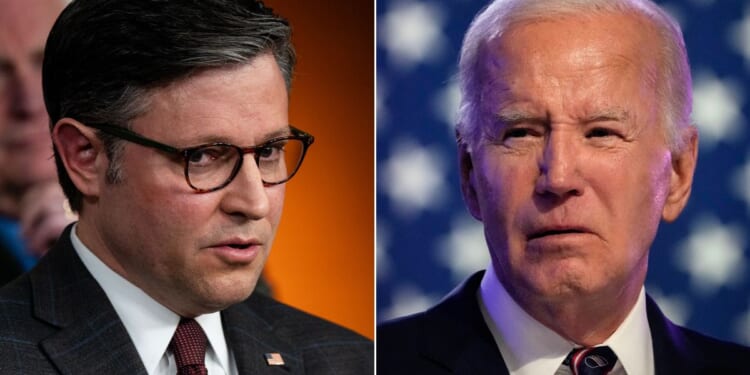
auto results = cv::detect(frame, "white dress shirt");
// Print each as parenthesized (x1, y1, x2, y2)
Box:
(478, 264, 654, 375)
(71, 224, 239, 375)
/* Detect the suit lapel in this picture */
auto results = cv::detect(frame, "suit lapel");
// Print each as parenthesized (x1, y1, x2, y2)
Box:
(418, 274, 715, 375)
(418, 272, 510, 375)
(401, 279, 723, 374)
(449, 335, 510, 375)
(647, 295, 703, 374)
(31, 225, 147, 375)
(39, 309, 146, 375)
(222, 295, 303, 374)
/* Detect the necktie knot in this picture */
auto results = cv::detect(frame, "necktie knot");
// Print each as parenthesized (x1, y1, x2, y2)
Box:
(170, 318, 208, 375)
(564, 346, 617, 375)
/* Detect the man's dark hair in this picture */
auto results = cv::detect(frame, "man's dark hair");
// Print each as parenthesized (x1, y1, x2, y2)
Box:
(43, 0, 296, 212)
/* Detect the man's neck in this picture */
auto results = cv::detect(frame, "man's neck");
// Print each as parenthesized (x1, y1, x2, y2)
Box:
(534, 292, 639, 346)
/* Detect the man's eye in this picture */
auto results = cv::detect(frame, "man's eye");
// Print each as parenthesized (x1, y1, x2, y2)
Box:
(586, 128, 616, 138)
(256, 146, 274, 159)
(257, 143, 284, 160)
(188, 150, 212, 165)
(188, 146, 232, 166)
(507, 129, 528, 138)
(504, 128, 532, 139)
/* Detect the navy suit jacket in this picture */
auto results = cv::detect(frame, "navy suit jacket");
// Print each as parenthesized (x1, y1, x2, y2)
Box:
(378, 271, 750, 374)
(0, 226, 373, 374)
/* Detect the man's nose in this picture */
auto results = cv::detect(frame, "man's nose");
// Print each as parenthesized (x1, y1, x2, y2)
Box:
(8, 66, 45, 120)
(219, 156, 272, 220)
(534, 131, 584, 198)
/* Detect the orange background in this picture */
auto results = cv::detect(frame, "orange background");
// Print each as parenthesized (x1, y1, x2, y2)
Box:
(262, 1, 374, 339)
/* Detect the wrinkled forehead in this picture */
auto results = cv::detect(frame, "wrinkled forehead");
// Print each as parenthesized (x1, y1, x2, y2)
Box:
(475, 11, 662, 93)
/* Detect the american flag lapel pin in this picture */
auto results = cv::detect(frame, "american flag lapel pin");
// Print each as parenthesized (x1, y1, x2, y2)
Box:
(264, 352, 285, 366)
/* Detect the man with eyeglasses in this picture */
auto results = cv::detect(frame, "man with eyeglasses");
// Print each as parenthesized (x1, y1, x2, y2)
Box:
(0, 0, 372, 374)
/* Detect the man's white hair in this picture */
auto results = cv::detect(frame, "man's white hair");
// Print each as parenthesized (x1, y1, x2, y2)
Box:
(456, 0, 692, 152)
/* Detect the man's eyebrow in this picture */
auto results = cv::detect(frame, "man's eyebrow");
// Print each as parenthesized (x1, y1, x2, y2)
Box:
(494, 108, 631, 126)
(495, 109, 547, 125)
(262, 127, 293, 140)
(582, 109, 630, 123)
(182, 126, 292, 146)
(0, 48, 45, 70)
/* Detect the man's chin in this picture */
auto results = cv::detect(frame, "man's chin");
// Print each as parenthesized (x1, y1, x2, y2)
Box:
(517, 268, 598, 302)
(197, 274, 260, 312)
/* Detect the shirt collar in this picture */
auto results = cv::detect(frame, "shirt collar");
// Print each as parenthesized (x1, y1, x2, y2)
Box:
(70, 224, 233, 375)
(603, 279, 654, 375)
(478, 264, 654, 375)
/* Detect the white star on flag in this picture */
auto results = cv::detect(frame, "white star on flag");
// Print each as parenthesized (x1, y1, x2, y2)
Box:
(729, 5, 750, 71)
(379, 1, 447, 70)
(380, 139, 448, 218)
(691, 70, 744, 149)
(675, 215, 747, 295)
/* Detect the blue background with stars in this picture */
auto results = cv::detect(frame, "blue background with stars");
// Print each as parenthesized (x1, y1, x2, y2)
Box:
(377, 0, 750, 345)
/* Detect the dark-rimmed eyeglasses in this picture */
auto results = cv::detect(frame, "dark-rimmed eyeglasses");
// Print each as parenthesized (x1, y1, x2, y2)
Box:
(86, 123, 314, 193)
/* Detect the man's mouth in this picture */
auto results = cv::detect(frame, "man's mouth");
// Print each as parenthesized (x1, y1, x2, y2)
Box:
(226, 243, 253, 250)
(214, 239, 260, 249)
(527, 227, 589, 240)
(207, 239, 263, 264)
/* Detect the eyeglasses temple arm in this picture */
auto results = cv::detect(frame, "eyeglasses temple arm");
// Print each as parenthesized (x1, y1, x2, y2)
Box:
(86, 124, 181, 154)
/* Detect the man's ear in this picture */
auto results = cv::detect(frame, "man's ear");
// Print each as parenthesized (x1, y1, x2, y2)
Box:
(458, 137, 482, 221)
(52, 119, 106, 199)
(662, 126, 698, 222)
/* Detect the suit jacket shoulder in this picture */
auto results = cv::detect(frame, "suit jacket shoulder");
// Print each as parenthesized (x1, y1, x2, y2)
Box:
(0, 226, 149, 375)
(378, 272, 507, 375)
(0, 225, 373, 374)
(224, 293, 373, 374)
(378, 271, 750, 375)
(646, 295, 750, 375)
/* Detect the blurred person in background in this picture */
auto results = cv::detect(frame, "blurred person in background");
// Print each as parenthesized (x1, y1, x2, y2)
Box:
(0, 0, 74, 284)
